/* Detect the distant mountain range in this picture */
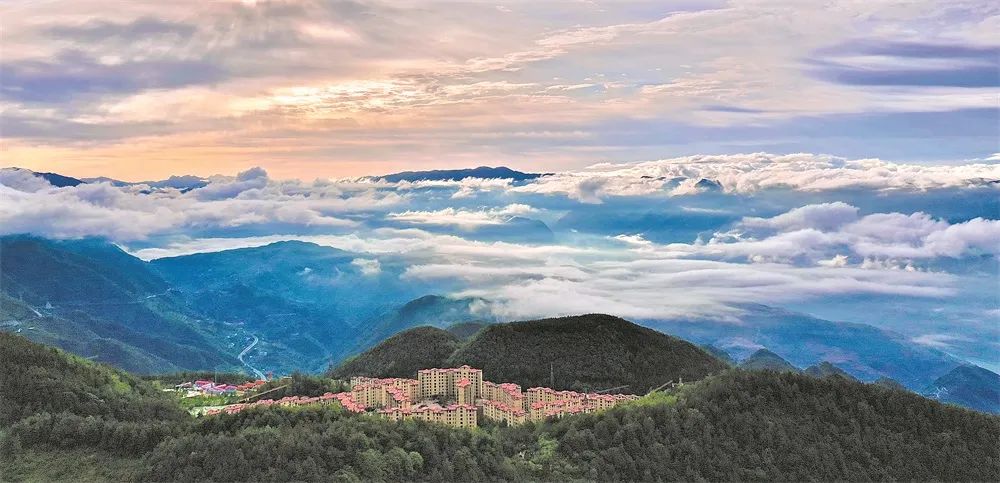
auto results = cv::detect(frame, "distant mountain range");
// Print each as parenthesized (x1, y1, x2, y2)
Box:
(646, 304, 965, 390)
(0, 235, 235, 373)
(0, 235, 465, 373)
(1, 233, 997, 413)
(3, 165, 541, 192)
(734, 346, 999, 413)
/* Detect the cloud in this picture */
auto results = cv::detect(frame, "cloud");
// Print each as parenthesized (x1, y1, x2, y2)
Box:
(0, 168, 54, 192)
(1, 49, 227, 103)
(351, 258, 381, 276)
(910, 333, 973, 349)
(192, 167, 270, 200)
(512, 153, 1000, 202)
(741, 202, 859, 232)
(811, 40, 1000, 88)
(0, 167, 374, 241)
(386, 204, 538, 228)
(686, 203, 1000, 264)
(5, 2, 997, 176)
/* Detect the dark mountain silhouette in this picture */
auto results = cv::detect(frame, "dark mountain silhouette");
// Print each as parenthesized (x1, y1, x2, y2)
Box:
(376, 166, 541, 183)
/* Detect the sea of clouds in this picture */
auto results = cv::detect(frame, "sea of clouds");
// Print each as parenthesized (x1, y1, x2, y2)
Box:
(2, 153, 998, 362)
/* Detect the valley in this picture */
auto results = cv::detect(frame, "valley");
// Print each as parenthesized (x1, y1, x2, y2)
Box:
(2, 234, 997, 415)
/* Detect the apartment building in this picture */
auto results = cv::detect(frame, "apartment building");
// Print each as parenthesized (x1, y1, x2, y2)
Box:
(417, 365, 482, 400)
(481, 399, 526, 426)
(379, 403, 478, 428)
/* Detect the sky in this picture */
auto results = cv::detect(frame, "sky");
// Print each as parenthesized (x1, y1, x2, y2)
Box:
(2, 0, 998, 180)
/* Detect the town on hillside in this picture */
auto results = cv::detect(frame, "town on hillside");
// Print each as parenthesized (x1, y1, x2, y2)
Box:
(203, 365, 639, 427)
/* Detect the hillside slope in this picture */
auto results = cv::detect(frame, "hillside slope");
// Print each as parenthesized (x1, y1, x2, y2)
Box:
(330, 327, 461, 379)
(548, 370, 1000, 481)
(447, 314, 727, 392)
(0, 332, 185, 425)
(0, 236, 235, 373)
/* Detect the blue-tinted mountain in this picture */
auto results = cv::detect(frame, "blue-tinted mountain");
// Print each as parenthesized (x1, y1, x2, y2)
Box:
(701, 344, 736, 365)
(150, 241, 429, 372)
(739, 349, 800, 372)
(923, 365, 1000, 414)
(0, 235, 236, 373)
(646, 304, 961, 390)
(37, 170, 85, 187)
(467, 216, 555, 243)
(376, 166, 541, 182)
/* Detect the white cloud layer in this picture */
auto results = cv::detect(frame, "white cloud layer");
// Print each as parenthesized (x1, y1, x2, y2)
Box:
(513, 153, 1000, 202)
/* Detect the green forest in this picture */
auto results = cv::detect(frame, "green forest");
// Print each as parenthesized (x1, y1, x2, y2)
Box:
(2, 331, 999, 482)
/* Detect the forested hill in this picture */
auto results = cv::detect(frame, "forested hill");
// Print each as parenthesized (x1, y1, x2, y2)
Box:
(3, 332, 1000, 481)
(331, 314, 729, 393)
(0, 332, 185, 426)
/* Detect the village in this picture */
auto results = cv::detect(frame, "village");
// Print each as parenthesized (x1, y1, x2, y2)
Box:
(201, 365, 639, 427)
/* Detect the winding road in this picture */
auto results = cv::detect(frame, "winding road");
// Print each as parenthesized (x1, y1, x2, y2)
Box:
(238, 335, 266, 380)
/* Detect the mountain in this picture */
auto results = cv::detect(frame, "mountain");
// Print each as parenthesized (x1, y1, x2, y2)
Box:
(330, 327, 461, 380)
(333, 314, 728, 393)
(646, 304, 962, 390)
(376, 166, 541, 183)
(2, 167, 85, 187)
(739, 349, 800, 372)
(35, 170, 85, 187)
(450, 314, 728, 392)
(0, 236, 236, 373)
(701, 344, 736, 365)
(804, 361, 858, 380)
(151, 241, 431, 372)
(1, 236, 487, 376)
(923, 365, 1000, 414)
(353, 295, 489, 351)
(85, 174, 209, 192)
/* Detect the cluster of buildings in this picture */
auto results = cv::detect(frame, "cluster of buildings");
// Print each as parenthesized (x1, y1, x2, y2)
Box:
(175, 379, 267, 397)
(199, 366, 638, 429)
(355, 365, 639, 427)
